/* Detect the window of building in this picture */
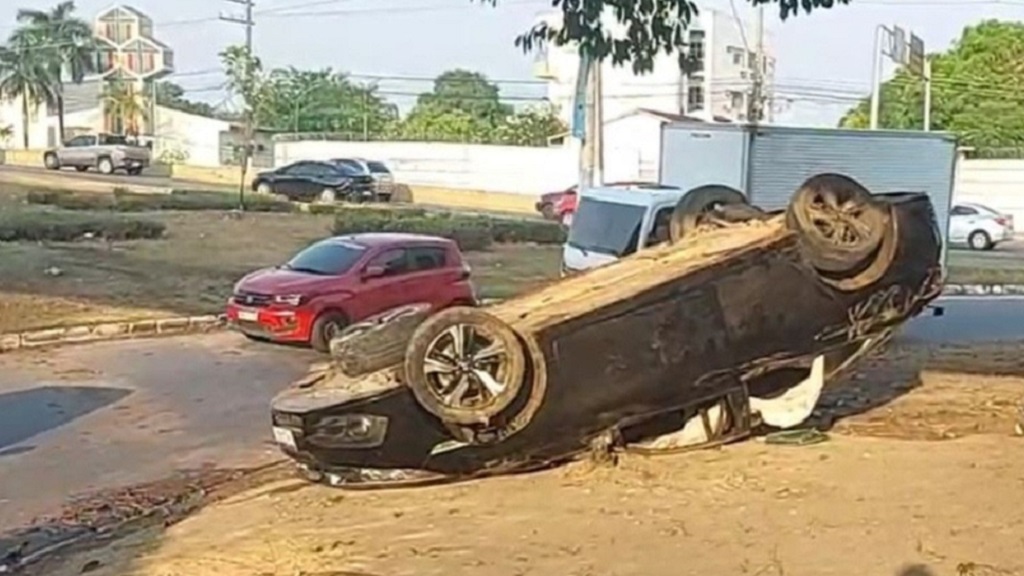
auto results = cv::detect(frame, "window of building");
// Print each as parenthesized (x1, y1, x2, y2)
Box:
(727, 46, 744, 65)
(730, 91, 745, 111)
(687, 30, 705, 72)
(687, 85, 704, 110)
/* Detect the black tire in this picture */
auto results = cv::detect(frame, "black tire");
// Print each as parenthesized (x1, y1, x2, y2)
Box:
(816, 210, 899, 292)
(668, 185, 750, 243)
(968, 230, 992, 251)
(329, 303, 433, 377)
(310, 310, 349, 353)
(786, 174, 890, 273)
(404, 307, 527, 425)
(43, 153, 60, 170)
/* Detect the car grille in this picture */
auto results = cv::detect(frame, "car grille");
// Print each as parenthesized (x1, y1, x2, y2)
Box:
(233, 291, 272, 307)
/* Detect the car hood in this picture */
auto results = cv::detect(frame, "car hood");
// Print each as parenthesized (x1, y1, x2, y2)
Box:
(237, 267, 340, 294)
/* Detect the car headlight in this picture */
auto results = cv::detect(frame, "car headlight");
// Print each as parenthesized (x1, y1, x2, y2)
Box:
(308, 414, 388, 449)
(273, 294, 304, 306)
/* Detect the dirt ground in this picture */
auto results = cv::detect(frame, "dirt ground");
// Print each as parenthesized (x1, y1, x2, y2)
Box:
(0, 210, 561, 333)
(27, 341, 1024, 576)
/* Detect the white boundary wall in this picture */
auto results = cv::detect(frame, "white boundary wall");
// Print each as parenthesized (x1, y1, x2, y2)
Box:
(274, 139, 1024, 222)
(275, 140, 579, 195)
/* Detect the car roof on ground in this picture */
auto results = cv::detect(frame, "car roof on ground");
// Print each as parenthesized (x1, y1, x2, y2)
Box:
(326, 232, 454, 248)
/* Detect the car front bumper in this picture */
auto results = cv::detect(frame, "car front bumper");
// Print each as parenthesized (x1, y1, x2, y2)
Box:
(225, 302, 314, 342)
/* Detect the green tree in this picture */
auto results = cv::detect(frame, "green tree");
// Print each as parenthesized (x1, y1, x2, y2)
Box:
(487, 0, 842, 74)
(0, 31, 55, 148)
(154, 81, 217, 118)
(398, 101, 489, 143)
(495, 105, 568, 146)
(839, 20, 1024, 154)
(416, 69, 512, 125)
(220, 44, 276, 208)
(15, 1, 96, 140)
(260, 67, 398, 136)
(100, 80, 148, 135)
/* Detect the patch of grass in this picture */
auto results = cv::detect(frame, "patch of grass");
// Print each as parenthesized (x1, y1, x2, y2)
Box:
(0, 207, 165, 242)
(0, 210, 562, 333)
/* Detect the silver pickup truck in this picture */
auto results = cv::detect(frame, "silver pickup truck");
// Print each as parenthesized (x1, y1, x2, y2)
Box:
(43, 133, 151, 175)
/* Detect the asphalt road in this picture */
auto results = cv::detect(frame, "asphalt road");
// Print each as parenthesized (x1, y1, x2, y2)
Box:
(901, 295, 1024, 343)
(0, 164, 186, 190)
(0, 332, 317, 530)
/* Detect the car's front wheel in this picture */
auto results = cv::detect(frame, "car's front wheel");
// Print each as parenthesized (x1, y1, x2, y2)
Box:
(97, 157, 114, 174)
(310, 311, 349, 353)
(403, 307, 527, 426)
(256, 182, 274, 195)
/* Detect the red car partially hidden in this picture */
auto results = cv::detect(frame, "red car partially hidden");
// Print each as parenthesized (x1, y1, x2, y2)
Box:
(536, 181, 671, 225)
(226, 233, 477, 352)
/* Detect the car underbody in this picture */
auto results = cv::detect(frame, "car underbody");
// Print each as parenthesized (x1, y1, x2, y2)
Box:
(270, 175, 945, 489)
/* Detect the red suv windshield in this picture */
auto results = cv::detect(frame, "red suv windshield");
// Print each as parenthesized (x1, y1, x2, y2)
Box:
(285, 241, 366, 275)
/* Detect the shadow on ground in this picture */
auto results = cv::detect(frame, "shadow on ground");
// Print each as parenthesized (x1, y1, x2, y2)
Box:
(0, 386, 132, 454)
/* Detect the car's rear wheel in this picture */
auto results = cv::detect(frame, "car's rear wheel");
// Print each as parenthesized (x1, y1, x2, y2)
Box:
(404, 307, 527, 426)
(969, 230, 992, 251)
(786, 174, 890, 273)
(43, 153, 60, 170)
(310, 311, 349, 353)
(97, 157, 114, 174)
(329, 303, 433, 377)
(668, 185, 754, 242)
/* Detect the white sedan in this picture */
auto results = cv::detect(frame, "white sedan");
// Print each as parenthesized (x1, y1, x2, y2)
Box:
(948, 202, 1015, 250)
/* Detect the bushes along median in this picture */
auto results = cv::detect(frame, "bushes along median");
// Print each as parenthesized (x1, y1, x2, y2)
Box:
(0, 209, 166, 242)
(25, 188, 293, 213)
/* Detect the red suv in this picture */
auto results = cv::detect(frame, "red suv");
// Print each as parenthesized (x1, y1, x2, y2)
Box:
(225, 233, 477, 352)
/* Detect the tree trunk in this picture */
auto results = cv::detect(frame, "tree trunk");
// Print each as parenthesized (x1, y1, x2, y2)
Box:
(56, 79, 66, 142)
(21, 96, 30, 149)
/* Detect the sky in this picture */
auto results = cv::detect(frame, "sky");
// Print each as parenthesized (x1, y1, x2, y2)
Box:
(0, 0, 1021, 126)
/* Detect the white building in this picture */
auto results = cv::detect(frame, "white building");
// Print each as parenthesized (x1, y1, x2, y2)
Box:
(532, 6, 776, 124)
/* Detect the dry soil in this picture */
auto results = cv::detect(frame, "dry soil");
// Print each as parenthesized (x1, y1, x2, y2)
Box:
(29, 341, 1024, 576)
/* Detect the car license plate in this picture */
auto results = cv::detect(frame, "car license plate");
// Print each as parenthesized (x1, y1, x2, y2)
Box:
(272, 426, 296, 448)
(237, 308, 258, 322)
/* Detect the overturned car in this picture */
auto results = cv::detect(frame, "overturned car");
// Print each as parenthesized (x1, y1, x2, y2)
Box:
(270, 174, 945, 487)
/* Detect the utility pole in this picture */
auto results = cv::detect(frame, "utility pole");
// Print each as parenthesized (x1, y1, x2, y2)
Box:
(221, 0, 255, 209)
(748, 4, 765, 124)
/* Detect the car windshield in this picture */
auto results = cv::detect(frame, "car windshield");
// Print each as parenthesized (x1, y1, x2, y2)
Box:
(366, 161, 390, 174)
(567, 197, 645, 256)
(284, 241, 366, 275)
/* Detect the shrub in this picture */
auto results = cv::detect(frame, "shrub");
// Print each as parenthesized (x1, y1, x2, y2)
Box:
(330, 210, 566, 251)
(0, 209, 166, 242)
(25, 188, 292, 213)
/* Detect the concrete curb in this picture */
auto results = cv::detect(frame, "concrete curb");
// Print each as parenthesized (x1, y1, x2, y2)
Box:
(942, 283, 1024, 296)
(0, 314, 227, 354)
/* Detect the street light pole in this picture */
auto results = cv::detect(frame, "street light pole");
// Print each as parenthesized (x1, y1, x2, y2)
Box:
(923, 58, 932, 131)
(869, 24, 888, 130)
(221, 0, 255, 210)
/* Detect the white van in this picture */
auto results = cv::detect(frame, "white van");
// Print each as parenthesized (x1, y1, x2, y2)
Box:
(560, 185, 684, 276)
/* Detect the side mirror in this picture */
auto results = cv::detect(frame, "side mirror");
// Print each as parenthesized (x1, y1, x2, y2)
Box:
(361, 265, 385, 279)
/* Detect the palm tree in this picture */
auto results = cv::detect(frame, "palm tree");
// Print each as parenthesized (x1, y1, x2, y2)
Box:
(0, 31, 56, 148)
(101, 80, 147, 135)
(0, 123, 13, 146)
(16, 1, 96, 140)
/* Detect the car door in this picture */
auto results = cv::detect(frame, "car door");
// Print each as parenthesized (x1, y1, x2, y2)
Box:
(404, 246, 452, 308)
(353, 248, 418, 319)
(947, 205, 976, 244)
(60, 135, 93, 165)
